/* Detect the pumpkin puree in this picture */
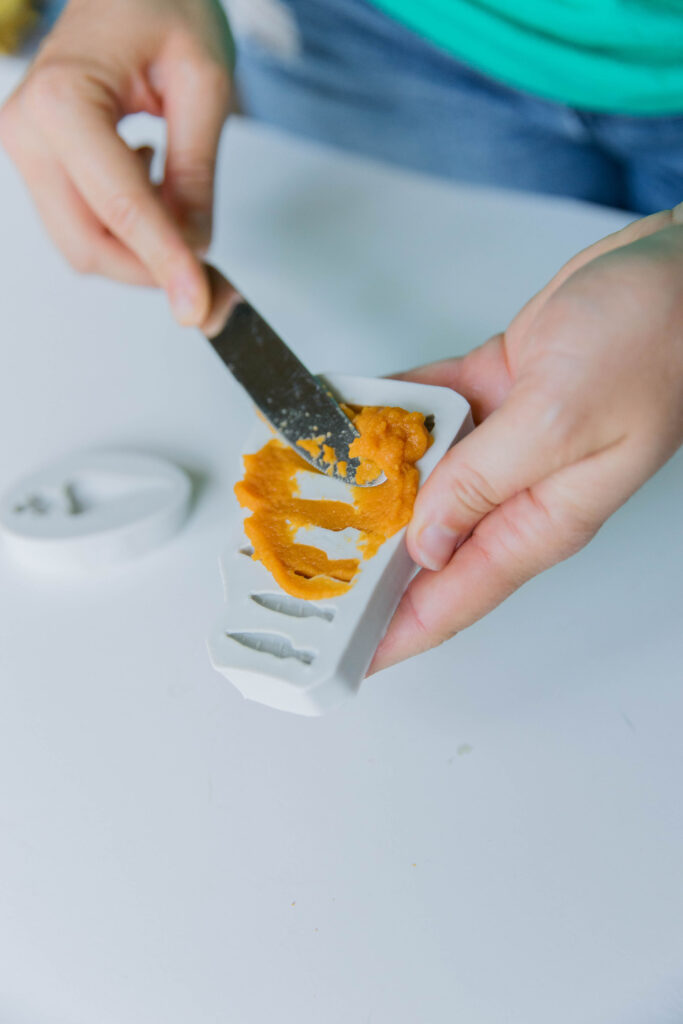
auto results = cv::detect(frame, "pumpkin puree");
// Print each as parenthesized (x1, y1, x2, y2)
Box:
(234, 405, 432, 600)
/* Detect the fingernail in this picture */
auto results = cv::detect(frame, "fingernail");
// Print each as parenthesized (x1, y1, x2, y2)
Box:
(170, 277, 199, 325)
(415, 523, 458, 571)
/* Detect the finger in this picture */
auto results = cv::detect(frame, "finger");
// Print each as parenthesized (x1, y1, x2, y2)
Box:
(160, 49, 231, 253)
(370, 436, 637, 673)
(392, 333, 514, 423)
(405, 367, 604, 572)
(34, 73, 209, 323)
(2, 115, 154, 284)
(33, 163, 155, 284)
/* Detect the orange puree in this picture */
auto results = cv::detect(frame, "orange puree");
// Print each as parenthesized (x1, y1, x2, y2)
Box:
(296, 435, 325, 459)
(234, 405, 432, 600)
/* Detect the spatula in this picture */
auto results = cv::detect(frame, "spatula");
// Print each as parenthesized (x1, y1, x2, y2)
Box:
(204, 276, 369, 485)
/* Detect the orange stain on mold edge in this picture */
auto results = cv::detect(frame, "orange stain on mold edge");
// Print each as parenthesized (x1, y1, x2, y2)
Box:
(234, 406, 432, 600)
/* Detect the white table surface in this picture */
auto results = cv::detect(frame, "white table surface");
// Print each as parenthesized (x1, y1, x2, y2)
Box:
(1, 58, 682, 1024)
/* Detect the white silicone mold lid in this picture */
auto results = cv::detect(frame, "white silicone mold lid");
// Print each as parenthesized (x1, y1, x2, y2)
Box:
(207, 374, 472, 716)
(0, 451, 192, 571)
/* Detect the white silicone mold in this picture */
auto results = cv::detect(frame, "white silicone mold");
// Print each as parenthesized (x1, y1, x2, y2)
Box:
(207, 374, 472, 715)
(0, 451, 192, 571)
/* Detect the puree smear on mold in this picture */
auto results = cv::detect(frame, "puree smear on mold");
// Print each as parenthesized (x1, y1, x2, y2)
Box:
(234, 405, 432, 600)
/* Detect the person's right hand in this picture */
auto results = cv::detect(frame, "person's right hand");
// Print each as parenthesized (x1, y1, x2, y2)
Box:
(0, 0, 233, 326)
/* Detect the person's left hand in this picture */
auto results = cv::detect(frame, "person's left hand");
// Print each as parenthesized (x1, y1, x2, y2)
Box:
(370, 205, 683, 673)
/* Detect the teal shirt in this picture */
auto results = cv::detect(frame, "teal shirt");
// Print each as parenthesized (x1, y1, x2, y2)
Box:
(371, 0, 683, 114)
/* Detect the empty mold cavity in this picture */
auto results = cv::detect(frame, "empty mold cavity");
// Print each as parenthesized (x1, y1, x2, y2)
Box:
(226, 631, 315, 665)
(13, 493, 52, 516)
(250, 591, 335, 622)
(13, 472, 173, 520)
(293, 524, 361, 560)
(13, 482, 81, 517)
(61, 482, 87, 515)
(295, 471, 355, 503)
(64, 472, 165, 513)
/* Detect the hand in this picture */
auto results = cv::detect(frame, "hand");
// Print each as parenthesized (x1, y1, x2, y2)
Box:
(0, 0, 233, 326)
(371, 205, 683, 672)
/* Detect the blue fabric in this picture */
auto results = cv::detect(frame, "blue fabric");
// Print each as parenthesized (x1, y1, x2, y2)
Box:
(39, 0, 67, 29)
(234, 0, 683, 213)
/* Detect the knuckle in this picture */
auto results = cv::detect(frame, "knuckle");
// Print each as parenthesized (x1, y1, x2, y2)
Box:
(167, 30, 232, 109)
(404, 589, 433, 642)
(101, 191, 143, 239)
(472, 530, 529, 591)
(24, 63, 78, 123)
(175, 44, 231, 96)
(171, 155, 215, 196)
(198, 59, 231, 101)
(469, 515, 540, 595)
(405, 588, 454, 651)
(538, 395, 578, 453)
(464, 482, 601, 610)
(516, 377, 582, 462)
(537, 489, 598, 559)
(502, 487, 595, 568)
(444, 462, 499, 521)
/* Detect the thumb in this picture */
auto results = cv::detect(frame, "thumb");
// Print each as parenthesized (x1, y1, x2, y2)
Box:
(406, 379, 590, 571)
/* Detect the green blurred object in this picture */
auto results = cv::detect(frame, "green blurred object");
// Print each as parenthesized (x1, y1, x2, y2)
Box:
(373, 0, 683, 114)
(0, 0, 35, 53)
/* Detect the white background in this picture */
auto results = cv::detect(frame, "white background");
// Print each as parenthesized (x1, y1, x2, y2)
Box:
(1, 57, 682, 1024)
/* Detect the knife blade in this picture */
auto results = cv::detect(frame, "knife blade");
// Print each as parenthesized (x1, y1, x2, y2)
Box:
(207, 298, 372, 486)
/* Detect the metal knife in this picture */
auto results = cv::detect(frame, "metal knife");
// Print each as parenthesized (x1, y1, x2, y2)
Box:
(206, 296, 371, 486)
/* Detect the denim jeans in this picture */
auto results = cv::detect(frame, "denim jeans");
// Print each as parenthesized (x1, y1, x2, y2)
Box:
(233, 0, 683, 213)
